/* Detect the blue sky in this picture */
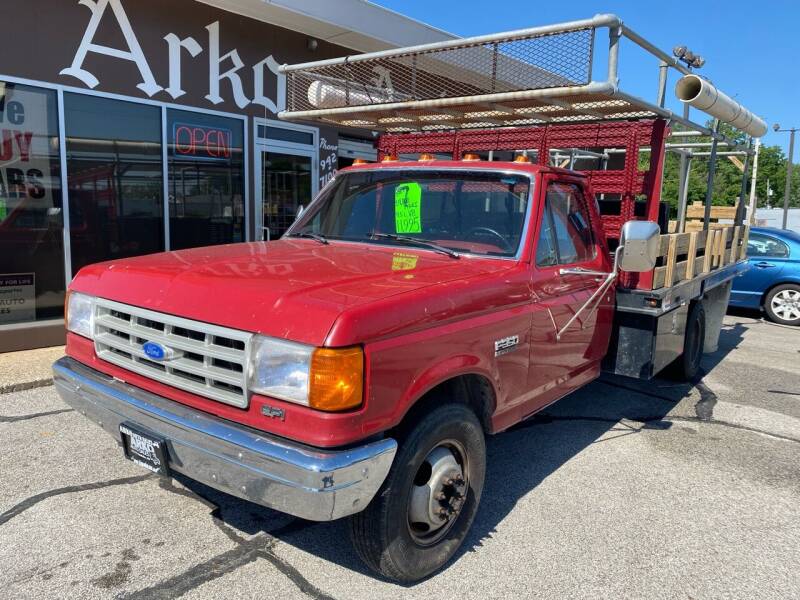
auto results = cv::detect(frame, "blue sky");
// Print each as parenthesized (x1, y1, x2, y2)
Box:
(372, 1, 799, 154)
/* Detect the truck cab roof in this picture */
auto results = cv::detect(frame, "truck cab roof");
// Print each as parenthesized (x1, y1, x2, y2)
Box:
(339, 159, 586, 179)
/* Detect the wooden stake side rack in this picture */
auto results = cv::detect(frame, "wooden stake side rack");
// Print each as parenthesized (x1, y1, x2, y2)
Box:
(669, 202, 741, 233)
(651, 224, 748, 290)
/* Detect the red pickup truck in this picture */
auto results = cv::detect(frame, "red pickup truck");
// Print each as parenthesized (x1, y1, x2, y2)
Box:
(54, 15, 760, 583)
(55, 154, 742, 581)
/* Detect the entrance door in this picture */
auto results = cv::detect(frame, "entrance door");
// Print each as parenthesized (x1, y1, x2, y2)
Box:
(260, 151, 314, 240)
(255, 120, 318, 241)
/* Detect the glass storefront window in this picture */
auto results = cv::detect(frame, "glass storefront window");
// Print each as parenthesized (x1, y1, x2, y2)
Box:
(0, 81, 65, 325)
(65, 94, 164, 275)
(167, 110, 244, 250)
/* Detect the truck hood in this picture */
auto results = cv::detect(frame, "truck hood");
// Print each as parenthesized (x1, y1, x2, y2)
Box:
(71, 239, 510, 346)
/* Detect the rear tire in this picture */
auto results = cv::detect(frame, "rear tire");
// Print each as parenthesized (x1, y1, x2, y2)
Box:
(669, 302, 706, 381)
(764, 284, 800, 326)
(349, 403, 486, 583)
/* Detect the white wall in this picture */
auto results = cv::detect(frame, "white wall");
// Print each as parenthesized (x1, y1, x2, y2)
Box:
(754, 208, 800, 232)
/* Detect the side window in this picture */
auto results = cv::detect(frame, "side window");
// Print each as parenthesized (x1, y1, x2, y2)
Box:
(535, 202, 558, 266)
(536, 182, 595, 266)
(747, 233, 789, 258)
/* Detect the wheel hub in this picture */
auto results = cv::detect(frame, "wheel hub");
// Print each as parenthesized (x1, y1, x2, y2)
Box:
(408, 445, 467, 543)
(772, 290, 800, 321)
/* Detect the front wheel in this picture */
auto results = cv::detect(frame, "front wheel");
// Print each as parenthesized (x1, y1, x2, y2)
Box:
(349, 403, 486, 583)
(764, 284, 800, 326)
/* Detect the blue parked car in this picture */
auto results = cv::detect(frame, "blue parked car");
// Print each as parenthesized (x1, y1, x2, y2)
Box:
(730, 227, 800, 325)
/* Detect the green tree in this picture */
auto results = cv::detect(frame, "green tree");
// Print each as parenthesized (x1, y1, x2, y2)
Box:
(660, 121, 800, 213)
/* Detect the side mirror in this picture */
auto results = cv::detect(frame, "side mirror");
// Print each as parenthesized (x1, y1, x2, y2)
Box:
(619, 220, 660, 273)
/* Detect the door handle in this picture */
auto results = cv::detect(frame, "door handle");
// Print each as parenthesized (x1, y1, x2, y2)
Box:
(559, 267, 612, 278)
(755, 262, 775, 269)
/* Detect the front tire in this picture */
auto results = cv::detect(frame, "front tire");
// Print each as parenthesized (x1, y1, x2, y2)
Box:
(349, 403, 486, 583)
(764, 284, 800, 326)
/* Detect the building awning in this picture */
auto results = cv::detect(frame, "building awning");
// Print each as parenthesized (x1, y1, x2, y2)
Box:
(196, 0, 456, 52)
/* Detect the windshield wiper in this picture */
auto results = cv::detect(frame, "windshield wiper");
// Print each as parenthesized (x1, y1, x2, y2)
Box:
(370, 233, 460, 259)
(287, 231, 329, 245)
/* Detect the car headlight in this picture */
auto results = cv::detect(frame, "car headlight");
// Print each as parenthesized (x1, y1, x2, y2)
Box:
(66, 291, 95, 339)
(248, 336, 363, 412)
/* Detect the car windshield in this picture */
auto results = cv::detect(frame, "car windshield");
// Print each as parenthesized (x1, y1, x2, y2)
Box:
(287, 169, 532, 257)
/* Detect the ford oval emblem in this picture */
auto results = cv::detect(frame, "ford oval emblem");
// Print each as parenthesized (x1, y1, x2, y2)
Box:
(142, 341, 167, 361)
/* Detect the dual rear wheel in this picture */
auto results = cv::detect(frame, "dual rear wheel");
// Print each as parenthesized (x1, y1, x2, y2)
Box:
(669, 301, 706, 381)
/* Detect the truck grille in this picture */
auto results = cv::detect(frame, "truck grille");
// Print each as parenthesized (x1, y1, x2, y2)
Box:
(93, 298, 253, 408)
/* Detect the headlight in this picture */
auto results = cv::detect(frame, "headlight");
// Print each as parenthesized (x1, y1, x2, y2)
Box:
(248, 336, 363, 412)
(249, 337, 313, 405)
(66, 291, 95, 339)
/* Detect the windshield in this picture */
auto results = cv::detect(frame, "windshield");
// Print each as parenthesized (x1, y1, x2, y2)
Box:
(287, 169, 532, 257)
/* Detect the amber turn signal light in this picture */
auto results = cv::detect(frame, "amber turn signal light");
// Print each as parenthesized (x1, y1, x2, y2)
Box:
(308, 346, 364, 411)
(381, 155, 398, 162)
(352, 158, 370, 165)
(418, 153, 435, 161)
(462, 153, 481, 161)
(514, 154, 531, 163)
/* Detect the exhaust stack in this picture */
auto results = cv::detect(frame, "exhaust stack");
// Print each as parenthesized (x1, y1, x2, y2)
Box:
(675, 74, 767, 138)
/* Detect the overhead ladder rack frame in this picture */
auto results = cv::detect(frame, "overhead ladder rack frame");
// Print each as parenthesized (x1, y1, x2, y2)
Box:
(278, 13, 755, 153)
(278, 14, 763, 371)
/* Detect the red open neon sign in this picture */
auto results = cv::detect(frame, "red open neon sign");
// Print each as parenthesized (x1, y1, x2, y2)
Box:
(172, 123, 232, 160)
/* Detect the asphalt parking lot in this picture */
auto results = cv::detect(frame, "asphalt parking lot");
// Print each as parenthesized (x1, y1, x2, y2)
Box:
(1, 312, 799, 599)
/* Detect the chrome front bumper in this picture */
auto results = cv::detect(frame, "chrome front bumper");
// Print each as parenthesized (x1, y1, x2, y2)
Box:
(53, 357, 397, 521)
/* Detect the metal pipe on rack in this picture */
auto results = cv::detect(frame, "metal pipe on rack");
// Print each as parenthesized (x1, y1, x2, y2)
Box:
(703, 119, 722, 229)
(691, 151, 750, 157)
(735, 138, 753, 226)
(282, 80, 617, 121)
(676, 102, 692, 233)
(280, 14, 622, 73)
(618, 24, 692, 77)
(667, 142, 731, 148)
(608, 25, 621, 86)
(657, 60, 669, 108)
(748, 139, 761, 223)
(676, 155, 694, 233)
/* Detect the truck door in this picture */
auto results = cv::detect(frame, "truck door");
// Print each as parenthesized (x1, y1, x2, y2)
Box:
(525, 177, 613, 414)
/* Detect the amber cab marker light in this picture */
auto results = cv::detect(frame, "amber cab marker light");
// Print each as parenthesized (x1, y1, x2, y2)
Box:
(514, 154, 531, 163)
(381, 155, 398, 163)
(462, 153, 481, 162)
(352, 158, 370, 165)
(418, 153, 435, 162)
(308, 346, 364, 411)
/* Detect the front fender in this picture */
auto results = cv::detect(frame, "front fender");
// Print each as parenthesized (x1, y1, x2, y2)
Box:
(400, 354, 499, 417)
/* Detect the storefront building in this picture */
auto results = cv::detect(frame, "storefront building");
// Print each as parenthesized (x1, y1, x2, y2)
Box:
(0, 0, 452, 351)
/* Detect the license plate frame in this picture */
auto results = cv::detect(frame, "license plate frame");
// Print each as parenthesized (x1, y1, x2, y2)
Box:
(119, 423, 170, 476)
